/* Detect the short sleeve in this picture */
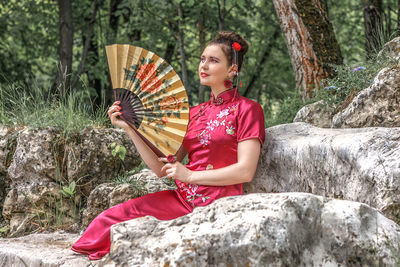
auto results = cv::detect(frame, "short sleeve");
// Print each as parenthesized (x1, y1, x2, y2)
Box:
(236, 101, 265, 145)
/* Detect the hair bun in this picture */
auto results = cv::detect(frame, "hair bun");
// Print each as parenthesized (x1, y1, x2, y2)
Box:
(217, 31, 249, 56)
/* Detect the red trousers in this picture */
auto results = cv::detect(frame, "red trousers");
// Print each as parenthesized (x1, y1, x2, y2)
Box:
(71, 190, 193, 260)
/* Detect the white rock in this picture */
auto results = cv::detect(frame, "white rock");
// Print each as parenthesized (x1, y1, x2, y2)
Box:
(100, 193, 400, 266)
(245, 122, 400, 224)
(0, 231, 90, 266)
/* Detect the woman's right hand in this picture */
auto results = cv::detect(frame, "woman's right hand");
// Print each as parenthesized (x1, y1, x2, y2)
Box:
(108, 101, 129, 130)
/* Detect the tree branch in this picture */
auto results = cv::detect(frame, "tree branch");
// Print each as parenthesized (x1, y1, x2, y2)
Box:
(243, 27, 280, 97)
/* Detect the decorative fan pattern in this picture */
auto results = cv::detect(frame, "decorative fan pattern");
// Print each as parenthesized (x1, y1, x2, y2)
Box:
(106, 44, 190, 157)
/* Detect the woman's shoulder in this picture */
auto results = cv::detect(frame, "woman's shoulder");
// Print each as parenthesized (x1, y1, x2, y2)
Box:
(237, 95, 263, 111)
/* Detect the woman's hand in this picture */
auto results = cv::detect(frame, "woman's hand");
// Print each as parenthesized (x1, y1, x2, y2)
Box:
(159, 157, 193, 183)
(108, 101, 129, 130)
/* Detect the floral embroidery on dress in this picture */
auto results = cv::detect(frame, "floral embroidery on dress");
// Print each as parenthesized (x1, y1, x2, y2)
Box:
(226, 125, 235, 135)
(178, 183, 210, 204)
(197, 104, 238, 146)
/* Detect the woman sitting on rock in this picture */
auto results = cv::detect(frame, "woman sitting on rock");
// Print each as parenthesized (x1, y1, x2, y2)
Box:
(71, 31, 265, 260)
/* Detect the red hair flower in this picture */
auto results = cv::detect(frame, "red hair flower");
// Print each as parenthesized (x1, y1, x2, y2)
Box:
(232, 42, 241, 51)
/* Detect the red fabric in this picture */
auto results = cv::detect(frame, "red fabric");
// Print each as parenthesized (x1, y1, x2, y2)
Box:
(72, 87, 265, 260)
(175, 87, 265, 208)
(71, 190, 192, 260)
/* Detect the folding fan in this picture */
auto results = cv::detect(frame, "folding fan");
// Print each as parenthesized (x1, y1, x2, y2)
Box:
(105, 44, 190, 159)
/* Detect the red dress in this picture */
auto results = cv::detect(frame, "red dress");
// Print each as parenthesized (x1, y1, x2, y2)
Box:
(71, 88, 265, 260)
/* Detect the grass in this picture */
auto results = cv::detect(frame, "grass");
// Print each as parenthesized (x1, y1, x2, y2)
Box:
(0, 78, 110, 137)
(20, 190, 79, 233)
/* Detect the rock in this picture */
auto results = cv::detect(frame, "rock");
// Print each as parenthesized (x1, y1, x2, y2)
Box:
(82, 169, 176, 227)
(82, 183, 138, 227)
(3, 126, 141, 236)
(65, 127, 141, 197)
(0, 125, 16, 174)
(0, 231, 90, 266)
(100, 193, 400, 266)
(378, 36, 400, 61)
(3, 127, 74, 235)
(130, 168, 177, 193)
(7, 127, 60, 183)
(332, 66, 400, 128)
(245, 122, 400, 224)
(293, 100, 334, 128)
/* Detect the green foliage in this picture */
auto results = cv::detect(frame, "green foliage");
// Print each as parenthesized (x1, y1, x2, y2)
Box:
(315, 54, 398, 108)
(109, 142, 127, 161)
(60, 181, 76, 198)
(110, 161, 148, 192)
(0, 225, 9, 237)
(266, 91, 315, 127)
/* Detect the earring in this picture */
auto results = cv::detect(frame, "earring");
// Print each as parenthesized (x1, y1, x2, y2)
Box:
(224, 79, 232, 88)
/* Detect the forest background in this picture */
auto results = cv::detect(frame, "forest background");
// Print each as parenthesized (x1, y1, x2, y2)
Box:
(0, 0, 399, 132)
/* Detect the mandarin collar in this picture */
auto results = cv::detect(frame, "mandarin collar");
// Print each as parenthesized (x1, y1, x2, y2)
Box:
(209, 87, 238, 106)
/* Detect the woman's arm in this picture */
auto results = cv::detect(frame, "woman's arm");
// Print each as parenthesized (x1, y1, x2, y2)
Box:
(109, 101, 186, 178)
(160, 138, 261, 186)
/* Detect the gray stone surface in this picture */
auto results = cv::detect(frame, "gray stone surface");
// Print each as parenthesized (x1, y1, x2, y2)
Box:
(378, 36, 400, 61)
(245, 122, 400, 224)
(100, 193, 400, 266)
(332, 66, 400, 128)
(0, 231, 90, 267)
(293, 100, 334, 128)
(2, 126, 141, 236)
(64, 127, 141, 197)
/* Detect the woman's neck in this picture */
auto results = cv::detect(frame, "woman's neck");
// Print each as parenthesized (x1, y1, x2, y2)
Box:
(211, 86, 231, 98)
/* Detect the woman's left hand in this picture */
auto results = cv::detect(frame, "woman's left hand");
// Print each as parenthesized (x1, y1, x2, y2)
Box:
(159, 157, 193, 183)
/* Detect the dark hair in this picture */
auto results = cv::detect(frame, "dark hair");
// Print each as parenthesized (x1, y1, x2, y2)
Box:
(207, 31, 249, 72)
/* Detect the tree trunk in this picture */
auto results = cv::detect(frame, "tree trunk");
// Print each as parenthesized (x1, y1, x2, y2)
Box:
(197, 8, 206, 103)
(216, 0, 226, 31)
(109, 0, 122, 42)
(177, 1, 188, 88)
(164, 43, 175, 63)
(362, 0, 383, 57)
(71, 1, 100, 90)
(56, 0, 73, 95)
(272, 0, 343, 98)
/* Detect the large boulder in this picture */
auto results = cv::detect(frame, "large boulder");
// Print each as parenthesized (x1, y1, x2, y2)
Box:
(2, 126, 141, 236)
(64, 126, 141, 197)
(100, 193, 400, 266)
(332, 65, 400, 128)
(246, 122, 400, 224)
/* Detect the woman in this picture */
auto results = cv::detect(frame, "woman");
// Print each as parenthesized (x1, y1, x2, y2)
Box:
(71, 31, 265, 260)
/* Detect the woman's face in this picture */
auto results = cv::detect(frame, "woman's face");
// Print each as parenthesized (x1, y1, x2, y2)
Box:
(198, 44, 233, 88)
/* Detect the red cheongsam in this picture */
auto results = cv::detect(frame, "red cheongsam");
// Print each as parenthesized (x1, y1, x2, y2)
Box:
(71, 87, 265, 260)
